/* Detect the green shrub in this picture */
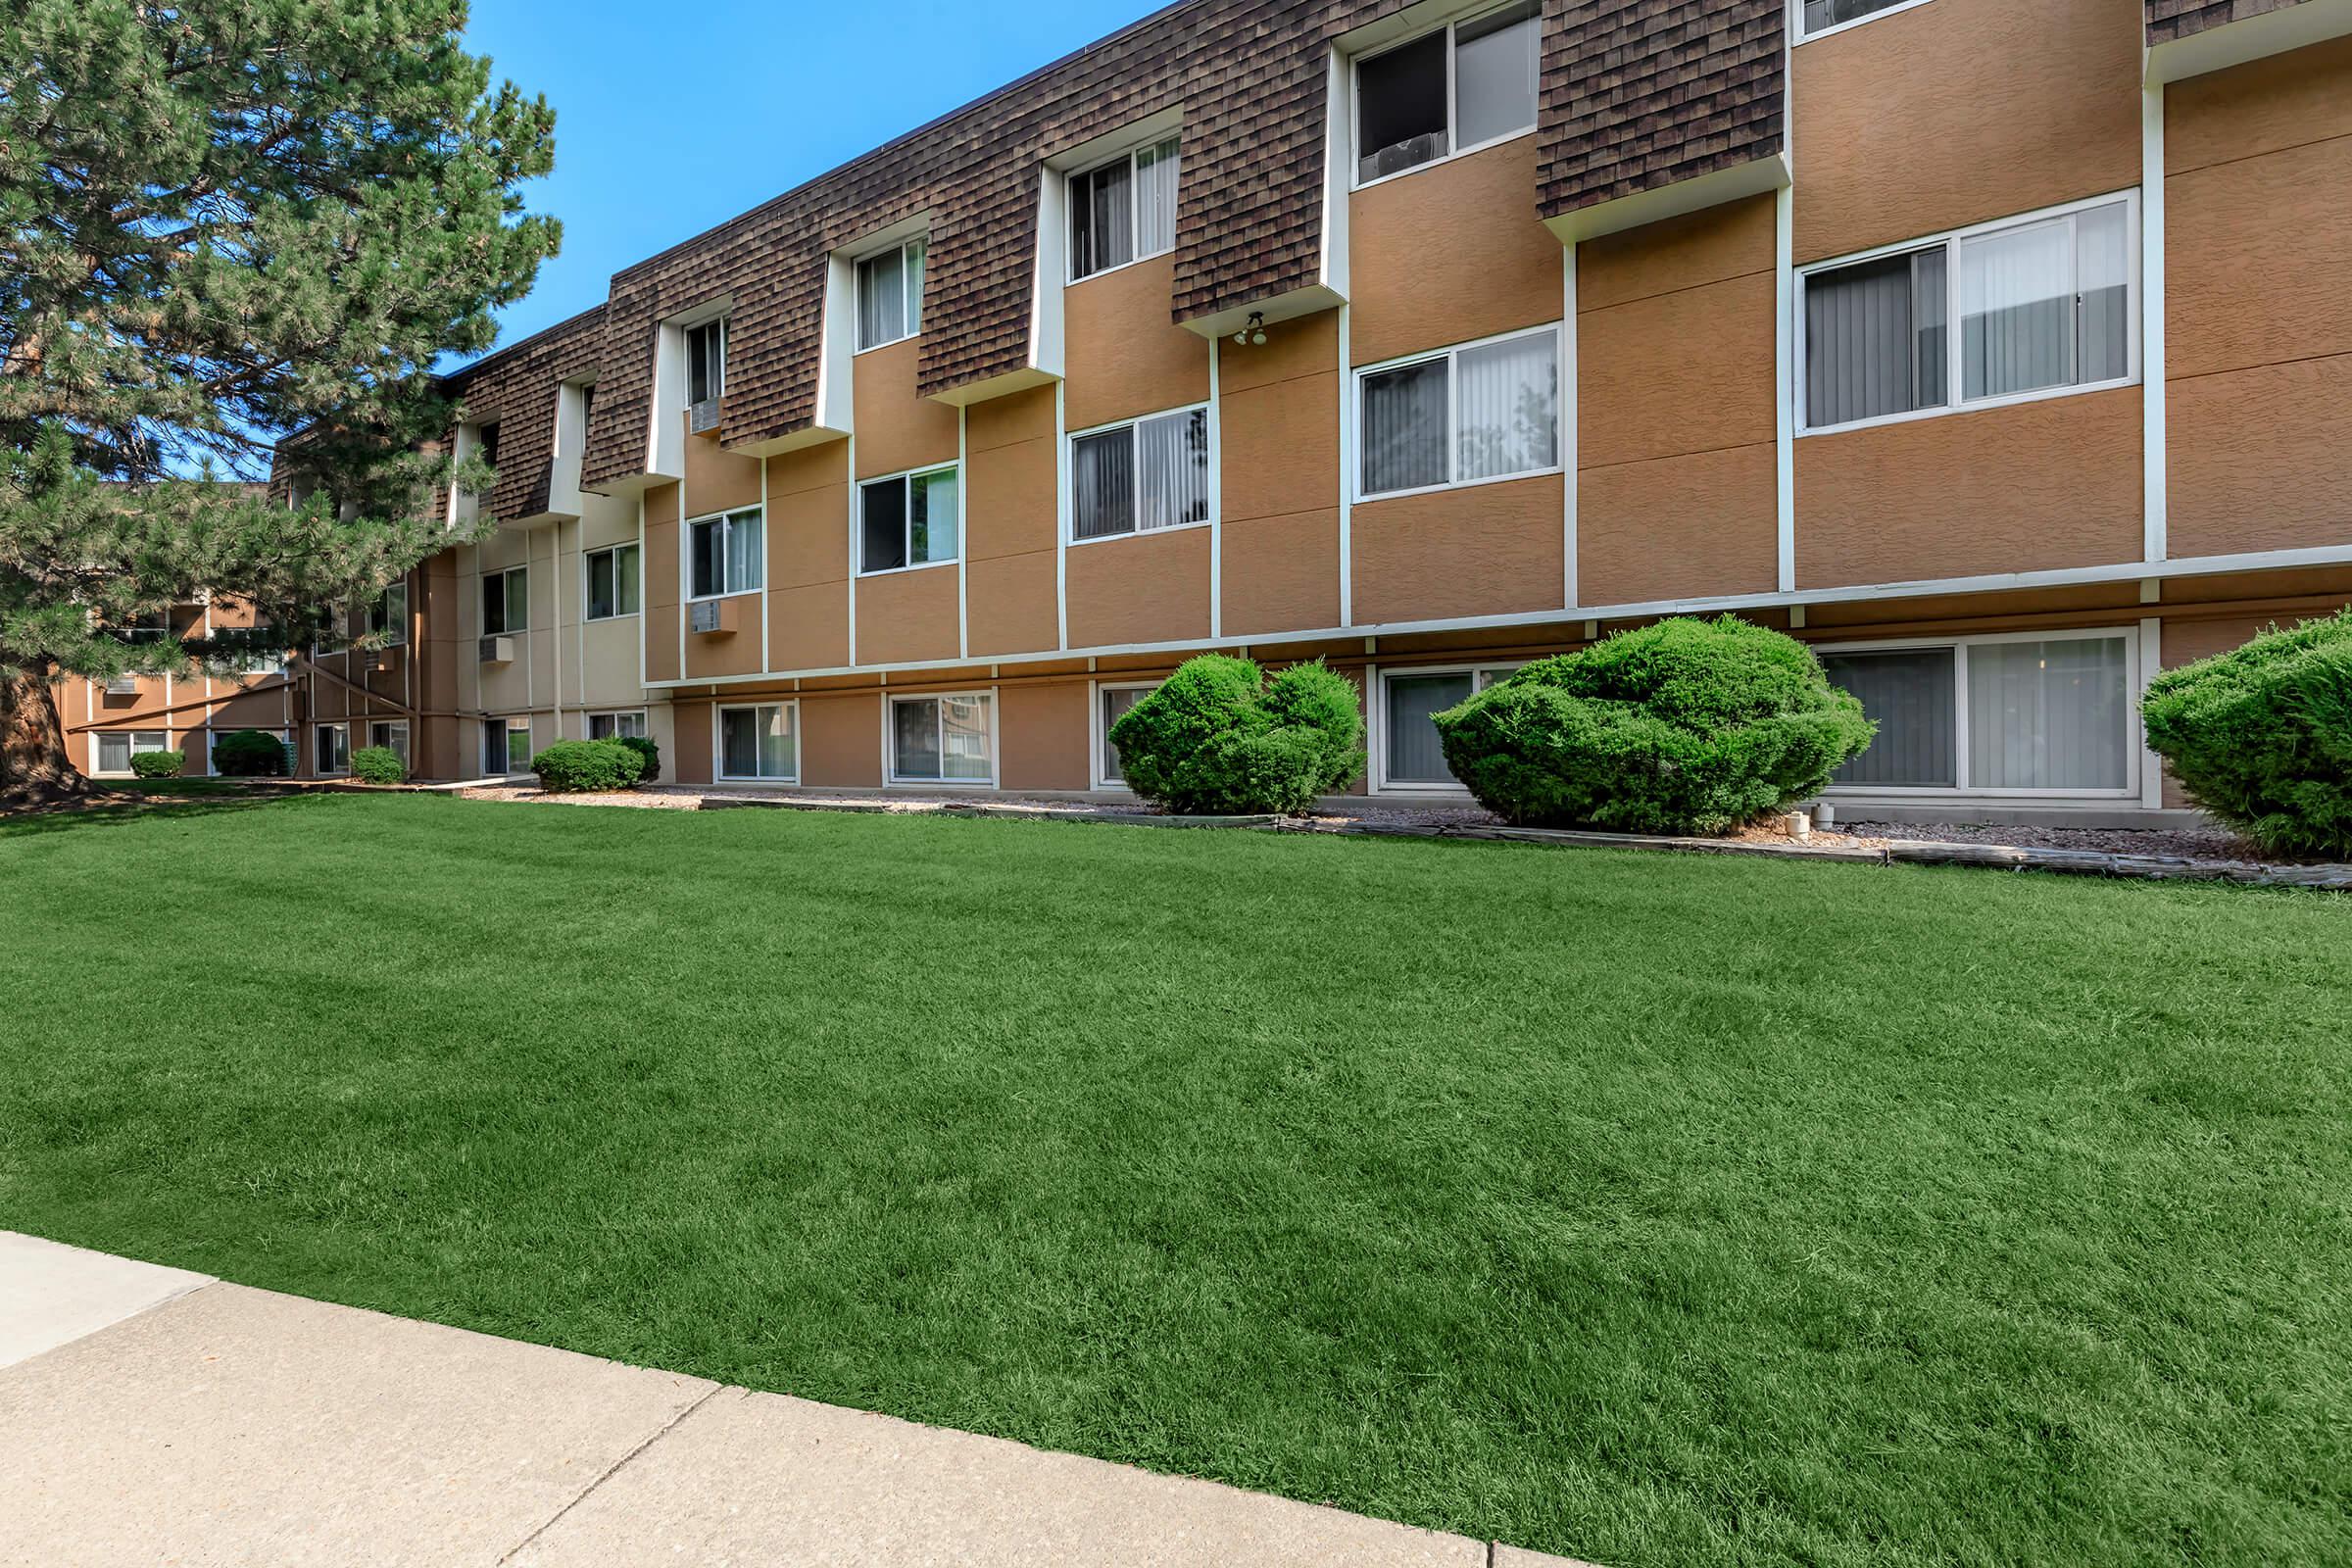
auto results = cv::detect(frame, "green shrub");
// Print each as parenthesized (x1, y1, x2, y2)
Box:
(1433, 615, 1875, 835)
(2141, 609, 2352, 858)
(349, 746, 407, 785)
(1109, 655, 1363, 814)
(129, 749, 185, 780)
(613, 732, 660, 784)
(211, 729, 287, 777)
(529, 738, 645, 794)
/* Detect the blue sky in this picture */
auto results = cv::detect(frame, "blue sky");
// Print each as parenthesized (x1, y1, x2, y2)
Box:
(461, 0, 1172, 359)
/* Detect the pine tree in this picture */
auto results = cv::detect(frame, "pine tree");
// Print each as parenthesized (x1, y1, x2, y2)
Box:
(0, 0, 557, 804)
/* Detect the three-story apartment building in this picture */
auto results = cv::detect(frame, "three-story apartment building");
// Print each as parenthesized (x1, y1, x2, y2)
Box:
(72, 0, 2352, 822)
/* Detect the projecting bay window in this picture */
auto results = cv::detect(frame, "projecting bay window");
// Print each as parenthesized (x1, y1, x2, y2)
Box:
(1069, 135, 1179, 282)
(586, 544, 641, 619)
(890, 694, 993, 785)
(718, 704, 796, 782)
(1800, 195, 2135, 434)
(94, 730, 170, 776)
(1069, 407, 1209, 541)
(859, 466, 959, 573)
(1353, 2, 1538, 185)
(1819, 632, 2136, 797)
(481, 566, 526, 636)
(686, 318, 726, 408)
(1379, 665, 1521, 791)
(856, 237, 926, 351)
(1357, 326, 1559, 501)
(688, 508, 763, 600)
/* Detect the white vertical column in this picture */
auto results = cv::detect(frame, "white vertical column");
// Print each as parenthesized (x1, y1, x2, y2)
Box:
(2141, 83, 2169, 564)
(1560, 243, 1579, 612)
(1775, 183, 1797, 594)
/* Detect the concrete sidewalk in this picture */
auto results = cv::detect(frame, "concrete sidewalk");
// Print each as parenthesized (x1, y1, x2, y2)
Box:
(0, 1232, 1594, 1567)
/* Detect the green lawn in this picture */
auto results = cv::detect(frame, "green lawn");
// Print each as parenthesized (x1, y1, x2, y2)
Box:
(2, 795, 2345, 1566)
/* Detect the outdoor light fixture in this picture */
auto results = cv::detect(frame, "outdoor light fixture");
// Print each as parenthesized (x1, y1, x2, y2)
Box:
(1233, 311, 1267, 347)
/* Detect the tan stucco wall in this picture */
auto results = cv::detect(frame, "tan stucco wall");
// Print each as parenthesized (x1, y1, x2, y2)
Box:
(1062, 252, 1208, 432)
(964, 385, 1058, 656)
(1221, 311, 1342, 636)
(998, 678, 1090, 792)
(1065, 524, 1212, 648)
(853, 335, 959, 480)
(1350, 473, 1565, 626)
(1348, 135, 1562, 367)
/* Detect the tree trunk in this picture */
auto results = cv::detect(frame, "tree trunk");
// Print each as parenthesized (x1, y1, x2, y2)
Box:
(1, 665, 93, 808)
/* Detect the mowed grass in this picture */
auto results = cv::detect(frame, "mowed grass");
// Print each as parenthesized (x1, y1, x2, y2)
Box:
(2, 795, 2346, 1566)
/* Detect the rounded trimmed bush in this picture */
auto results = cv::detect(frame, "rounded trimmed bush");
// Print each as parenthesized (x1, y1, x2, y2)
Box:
(1109, 655, 1364, 815)
(350, 746, 407, 785)
(129, 749, 185, 780)
(212, 729, 287, 777)
(1432, 615, 1875, 836)
(529, 737, 644, 794)
(613, 732, 661, 784)
(2140, 609, 2352, 858)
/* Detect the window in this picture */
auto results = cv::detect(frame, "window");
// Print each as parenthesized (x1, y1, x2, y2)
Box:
(856, 237, 927, 351)
(859, 466, 959, 572)
(483, 717, 532, 776)
(718, 704, 796, 780)
(588, 710, 648, 741)
(1382, 666, 1518, 787)
(95, 730, 170, 775)
(368, 582, 408, 645)
(890, 694, 992, 784)
(687, 318, 725, 406)
(482, 566, 526, 636)
(1820, 633, 2134, 795)
(1098, 683, 1156, 785)
(1801, 196, 2134, 433)
(1069, 135, 1180, 281)
(688, 508, 763, 599)
(368, 720, 410, 769)
(1070, 407, 1209, 541)
(1358, 327, 1559, 499)
(315, 722, 350, 777)
(586, 544, 641, 619)
(1354, 2, 1538, 184)
(1799, 0, 1924, 38)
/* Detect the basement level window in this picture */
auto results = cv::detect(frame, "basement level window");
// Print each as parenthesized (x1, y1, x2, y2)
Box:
(1353, 1, 1537, 185)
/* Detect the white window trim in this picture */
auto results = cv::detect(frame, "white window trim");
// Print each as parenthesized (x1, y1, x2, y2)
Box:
(1065, 402, 1216, 546)
(1815, 626, 2143, 801)
(1089, 679, 1159, 790)
(587, 710, 650, 741)
(884, 689, 998, 788)
(483, 716, 532, 777)
(857, 463, 962, 575)
(1792, 0, 1936, 44)
(482, 564, 528, 636)
(1369, 662, 1523, 795)
(372, 582, 409, 646)
(1349, 1, 1540, 193)
(368, 719, 410, 758)
(315, 720, 352, 778)
(90, 730, 172, 777)
(713, 700, 800, 783)
(1065, 136, 1181, 285)
(854, 236, 926, 354)
(1352, 322, 1564, 504)
(683, 506, 765, 603)
(1795, 190, 2142, 439)
(685, 315, 727, 404)
(583, 542, 642, 621)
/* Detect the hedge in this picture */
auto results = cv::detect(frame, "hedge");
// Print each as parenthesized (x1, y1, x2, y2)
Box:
(613, 733, 660, 784)
(211, 729, 287, 777)
(1433, 616, 1875, 835)
(2140, 609, 2352, 858)
(530, 738, 645, 794)
(129, 749, 185, 780)
(1108, 655, 1364, 814)
(350, 746, 407, 785)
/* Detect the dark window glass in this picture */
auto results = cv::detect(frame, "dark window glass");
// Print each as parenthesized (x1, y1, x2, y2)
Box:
(861, 477, 908, 572)
(1071, 428, 1136, 540)
(1070, 156, 1134, 280)
(1359, 359, 1449, 495)
(691, 519, 721, 599)
(1822, 649, 1959, 787)
(1356, 29, 1447, 181)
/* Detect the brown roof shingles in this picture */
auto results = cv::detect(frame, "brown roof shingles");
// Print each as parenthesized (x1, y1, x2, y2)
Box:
(2146, 0, 2310, 46)
(449, 304, 606, 521)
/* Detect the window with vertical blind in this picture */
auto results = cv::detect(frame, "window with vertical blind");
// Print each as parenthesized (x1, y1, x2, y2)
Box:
(1820, 633, 2134, 795)
(1070, 407, 1209, 541)
(588, 711, 647, 742)
(586, 544, 640, 619)
(1358, 326, 1559, 500)
(855, 237, 926, 351)
(1097, 683, 1156, 785)
(1069, 134, 1179, 282)
(718, 704, 797, 781)
(1801, 195, 2135, 434)
(891, 694, 993, 784)
(95, 730, 170, 775)
(1381, 665, 1520, 788)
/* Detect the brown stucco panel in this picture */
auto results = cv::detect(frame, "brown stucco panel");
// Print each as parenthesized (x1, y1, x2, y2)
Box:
(1062, 253, 1210, 433)
(967, 431, 1057, 563)
(1351, 475, 1567, 626)
(965, 553, 1060, 657)
(2166, 131, 2352, 382)
(1348, 137, 1564, 368)
(1223, 508, 1342, 636)
(800, 690, 883, 787)
(999, 678, 1091, 791)
(2169, 354, 2352, 559)
(1580, 270, 1776, 468)
(852, 337, 961, 480)
(768, 582, 852, 673)
(853, 565, 962, 665)
(1580, 444, 1779, 607)
(1064, 526, 1212, 648)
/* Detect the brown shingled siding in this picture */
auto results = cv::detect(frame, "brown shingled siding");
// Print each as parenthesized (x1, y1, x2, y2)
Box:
(2147, 0, 2309, 46)
(449, 306, 605, 521)
(1538, 0, 1788, 222)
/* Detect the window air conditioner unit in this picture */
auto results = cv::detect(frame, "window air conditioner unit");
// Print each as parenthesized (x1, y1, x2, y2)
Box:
(690, 600, 723, 634)
(689, 397, 722, 435)
(1362, 131, 1446, 182)
(104, 676, 138, 696)
(478, 635, 516, 663)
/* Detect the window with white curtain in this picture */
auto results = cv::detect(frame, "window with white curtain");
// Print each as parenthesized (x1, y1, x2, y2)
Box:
(1070, 406, 1209, 541)
(891, 694, 993, 783)
(860, 466, 959, 572)
(95, 730, 170, 775)
(856, 237, 926, 351)
(1821, 634, 2133, 794)
(588, 711, 648, 741)
(719, 704, 796, 781)
(1354, 2, 1538, 184)
(1799, 0, 1921, 37)
(688, 507, 764, 599)
(1069, 135, 1179, 282)
(1382, 666, 1519, 787)
(1098, 683, 1156, 784)
(1802, 196, 2134, 433)
(1358, 327, 1558, 499)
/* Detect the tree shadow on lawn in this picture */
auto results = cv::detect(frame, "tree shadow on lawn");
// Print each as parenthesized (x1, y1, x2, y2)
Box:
(0, 785, 304, 839)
